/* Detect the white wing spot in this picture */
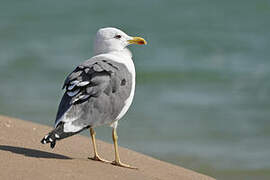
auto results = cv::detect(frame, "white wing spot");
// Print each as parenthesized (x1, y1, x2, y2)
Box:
(55, 134, 60, 138)
(74, 94, 90, 102)
(77, 81, 90, 86)
(81, 94, 90, 100)
(49, 138, 53, 142)
(70, 80, 79, 85)
(67, 89, 80, 97)
(67, 83, 76, 90)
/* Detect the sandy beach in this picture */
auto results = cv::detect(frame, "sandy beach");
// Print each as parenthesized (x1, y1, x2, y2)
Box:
(0, 115, 215, 180)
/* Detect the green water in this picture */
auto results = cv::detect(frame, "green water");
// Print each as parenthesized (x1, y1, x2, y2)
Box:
(1, 0, 270, 179)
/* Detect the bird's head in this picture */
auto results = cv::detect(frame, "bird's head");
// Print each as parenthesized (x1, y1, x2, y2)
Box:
(94, 27, 147, 55)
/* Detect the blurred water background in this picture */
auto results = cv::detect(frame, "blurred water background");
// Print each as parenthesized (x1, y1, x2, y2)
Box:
(1, 0, 270, 179)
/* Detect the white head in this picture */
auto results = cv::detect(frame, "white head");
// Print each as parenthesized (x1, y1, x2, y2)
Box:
(94, 27, 147, 55)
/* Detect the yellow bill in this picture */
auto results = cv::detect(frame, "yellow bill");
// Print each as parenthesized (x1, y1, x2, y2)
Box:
(128, 37, 147, 45)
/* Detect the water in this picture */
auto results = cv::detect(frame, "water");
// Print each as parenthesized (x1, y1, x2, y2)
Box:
(1, 0, 270, 179)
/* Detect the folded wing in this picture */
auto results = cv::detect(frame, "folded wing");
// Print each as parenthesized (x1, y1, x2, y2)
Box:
(55, 59, 132, 133)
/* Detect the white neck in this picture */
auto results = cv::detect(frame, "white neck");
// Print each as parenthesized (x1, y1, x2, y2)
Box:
(94, 48, 132, 58)
(110, 48, 132, 59)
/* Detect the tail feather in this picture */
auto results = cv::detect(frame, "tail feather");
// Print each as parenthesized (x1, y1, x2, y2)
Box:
(41, 122, 89, 148)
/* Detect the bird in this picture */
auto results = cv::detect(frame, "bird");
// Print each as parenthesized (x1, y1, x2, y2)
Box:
(41, 27, 147, 169)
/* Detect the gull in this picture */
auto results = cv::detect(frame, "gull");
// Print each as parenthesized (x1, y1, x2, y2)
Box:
(41, 27, 147, 169)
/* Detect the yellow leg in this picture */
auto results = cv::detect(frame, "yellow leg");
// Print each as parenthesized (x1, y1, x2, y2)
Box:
(111, 127, 137, 169)
(88, 128, 110, 163)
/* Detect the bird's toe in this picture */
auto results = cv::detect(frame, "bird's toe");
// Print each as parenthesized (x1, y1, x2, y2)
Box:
(88, 155, 111, 163)
(111, 160, 138, 169)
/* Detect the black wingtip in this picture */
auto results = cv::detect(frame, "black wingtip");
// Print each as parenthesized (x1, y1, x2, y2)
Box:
(40, 123, 89, 149)
(40, 134, 57, 149)
(50, 141, 56, 148)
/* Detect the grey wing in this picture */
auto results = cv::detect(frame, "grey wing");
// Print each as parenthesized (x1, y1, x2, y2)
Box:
(54, 59, 132, 133)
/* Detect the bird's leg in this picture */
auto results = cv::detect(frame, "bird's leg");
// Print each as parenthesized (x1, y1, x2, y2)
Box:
(111, 127, 137, 169)
(88, 128, 110, 163)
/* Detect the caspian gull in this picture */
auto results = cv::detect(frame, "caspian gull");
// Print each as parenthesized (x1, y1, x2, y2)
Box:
(41, 27, 147, 169)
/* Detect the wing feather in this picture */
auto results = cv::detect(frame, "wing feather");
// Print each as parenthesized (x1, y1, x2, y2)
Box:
(55, 58, 131, 130)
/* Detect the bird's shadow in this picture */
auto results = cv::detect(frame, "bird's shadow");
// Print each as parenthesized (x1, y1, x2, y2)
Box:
(0, 145, 71, 159)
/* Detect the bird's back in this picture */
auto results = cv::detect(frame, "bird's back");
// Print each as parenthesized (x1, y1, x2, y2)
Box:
(55, 55, 133, 133)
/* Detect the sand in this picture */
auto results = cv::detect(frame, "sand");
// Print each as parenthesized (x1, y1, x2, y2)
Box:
(0, 115, 215, 180)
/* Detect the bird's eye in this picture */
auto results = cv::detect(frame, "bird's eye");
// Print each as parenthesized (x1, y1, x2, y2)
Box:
(114, 35, 122, 39)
